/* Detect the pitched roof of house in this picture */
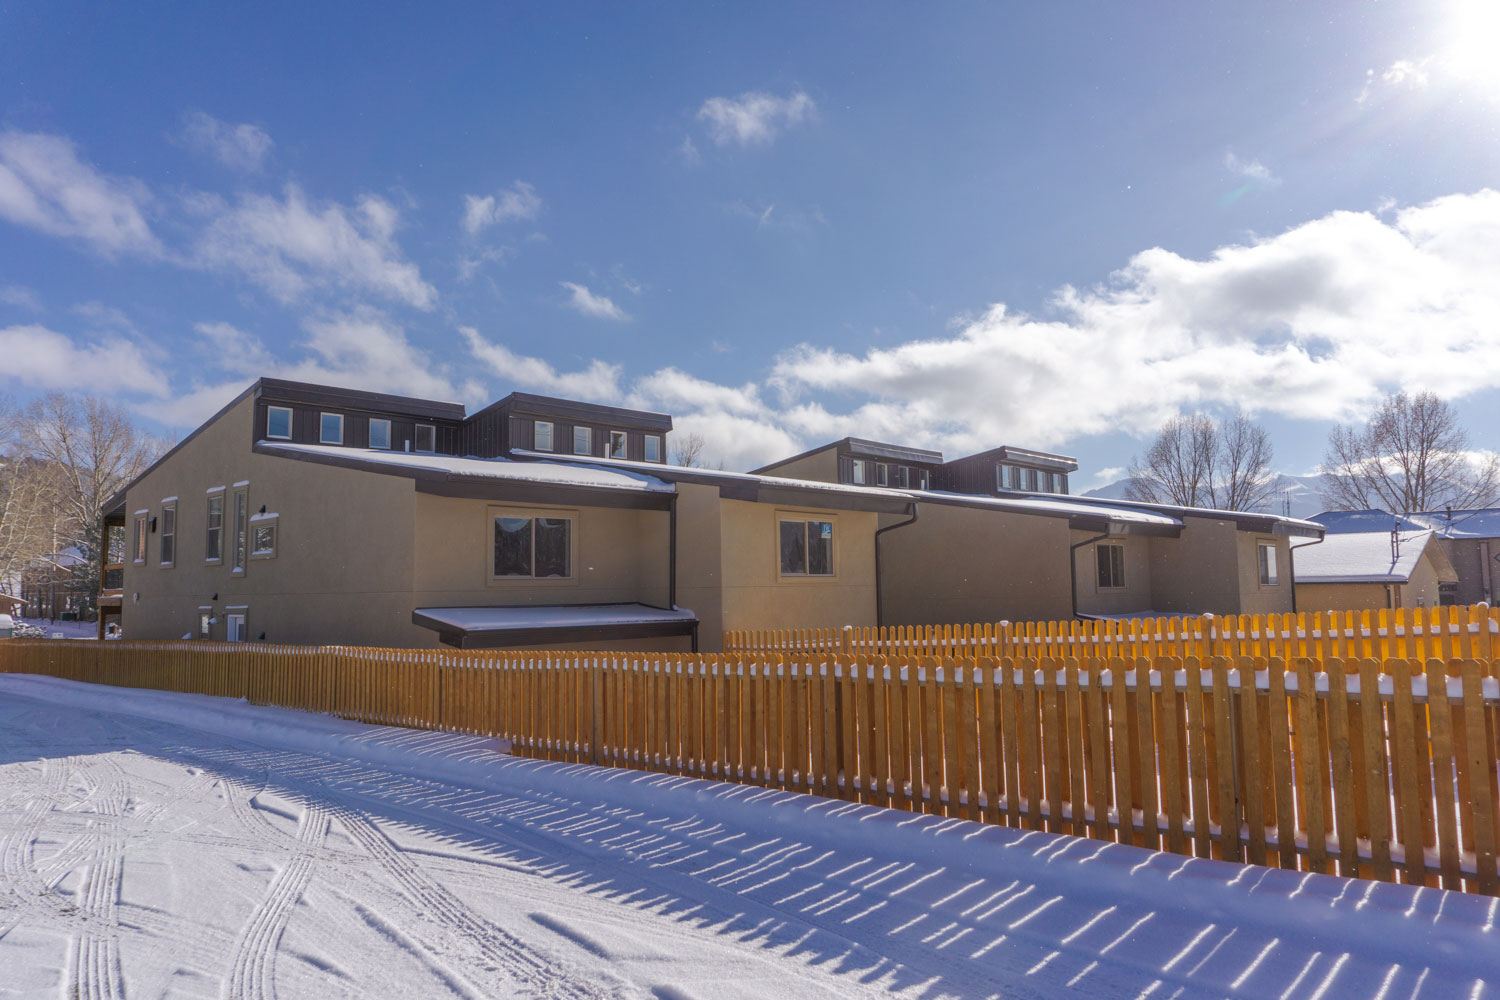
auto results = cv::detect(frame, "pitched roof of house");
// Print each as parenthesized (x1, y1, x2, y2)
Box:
(1408, 508, 1500, 539)
(1294, 529, 1447, 584)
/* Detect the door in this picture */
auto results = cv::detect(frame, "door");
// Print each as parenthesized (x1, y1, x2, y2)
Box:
(226, 613, 246, 642)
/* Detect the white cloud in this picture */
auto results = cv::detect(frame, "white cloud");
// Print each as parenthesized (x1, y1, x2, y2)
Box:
(678, 136, 701, 166)
(559, 282, 629, 321)
(192, 185, 436, 309)
(462, 327, 623, 402)
(179, 112, 273, 172)
(0, 284, 42, 311)
(0, 323, 168, 396)
(697, 90, 816, 147)
(462, 181, 542, 235)
(1224, 152, 1280, 187)
(0, 131, 159, 257)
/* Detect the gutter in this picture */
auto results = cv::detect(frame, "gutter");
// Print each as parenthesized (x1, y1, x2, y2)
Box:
(874, 502, 920, 627)
(1069, 530, 1112, 620)
(1287, 535, 1326, 614)
(668, 494, 678, 610)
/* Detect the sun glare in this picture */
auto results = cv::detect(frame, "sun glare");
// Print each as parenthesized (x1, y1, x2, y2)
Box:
(1443, 0, 1500, 100)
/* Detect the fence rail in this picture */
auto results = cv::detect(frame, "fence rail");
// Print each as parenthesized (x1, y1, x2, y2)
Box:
(2, 638, 1497, 896)
(725, 604, 1500, 667)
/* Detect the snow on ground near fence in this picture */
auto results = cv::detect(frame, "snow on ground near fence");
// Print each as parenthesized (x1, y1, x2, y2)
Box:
(0, 676, 1496, 1000)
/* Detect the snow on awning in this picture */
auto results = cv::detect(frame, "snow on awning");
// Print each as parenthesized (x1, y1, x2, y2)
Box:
(413, 603, 700, 650)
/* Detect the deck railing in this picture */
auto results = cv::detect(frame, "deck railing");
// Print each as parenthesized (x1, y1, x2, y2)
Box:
(2, 638, 1496, 896)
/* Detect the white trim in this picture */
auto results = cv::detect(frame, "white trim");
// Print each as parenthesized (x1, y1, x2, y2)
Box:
(265, 405, 293, 440)
(414, 423, 436, 453)
(160, 496, 178, 503)
(249, 512, 279, 523)
(198, 605, 214, 610)
(224, 604, 249, 610)
(205, 485, 226, 494)
(133, 509, 149, 515)
(233, 480, 250, 488)
(319, 411, 344, 445)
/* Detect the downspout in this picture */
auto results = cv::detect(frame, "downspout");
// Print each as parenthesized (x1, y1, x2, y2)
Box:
(1070, 529, 1112, 620)
(1288, 535, 1325, 614)
(874, 502, 920, 628)
(668, 493, 678, 609)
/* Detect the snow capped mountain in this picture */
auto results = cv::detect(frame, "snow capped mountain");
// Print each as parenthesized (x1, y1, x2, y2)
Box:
(1083, 473, 1330, 519)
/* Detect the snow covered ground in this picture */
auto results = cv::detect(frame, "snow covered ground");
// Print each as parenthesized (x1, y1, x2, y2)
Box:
(9, 619, 99, 640)
(1, 675, 1496, 999)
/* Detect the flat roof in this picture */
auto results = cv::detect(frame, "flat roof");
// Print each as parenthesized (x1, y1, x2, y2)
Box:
(413, 603, 699, 649)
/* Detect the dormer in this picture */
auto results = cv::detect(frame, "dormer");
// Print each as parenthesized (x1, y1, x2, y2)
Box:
(254, 378, 467, 455)
(752, 438, 944, 489)
(936, 446, 1078, 496)
(466, 392, 674, 463)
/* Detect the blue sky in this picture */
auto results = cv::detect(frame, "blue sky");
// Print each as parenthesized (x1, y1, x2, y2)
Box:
(3, 2, 1499, 485)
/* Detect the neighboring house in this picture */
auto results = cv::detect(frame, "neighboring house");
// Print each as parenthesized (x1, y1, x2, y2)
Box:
(757, 437, 1317, 623)
(1312, 507, 1500, 607)
(19, 547, 92, 621)
(1294, 523, 1457, 611)
(104, 379, 908, 651)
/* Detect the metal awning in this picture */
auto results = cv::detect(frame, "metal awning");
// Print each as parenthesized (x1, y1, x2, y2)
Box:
(413, 603, 699, 650)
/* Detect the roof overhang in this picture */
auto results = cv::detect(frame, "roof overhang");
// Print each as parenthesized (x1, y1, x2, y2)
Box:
(413, 603, 699, 649)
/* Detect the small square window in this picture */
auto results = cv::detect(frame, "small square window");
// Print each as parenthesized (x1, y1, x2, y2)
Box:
(266, 406, 292, 440)
(319, 412, 343, 445)
(779, 519, 835, 576)
(609, 430, 628, 460)
(644, 435, 661, 463)
(573, 426, 592, 455)
(492, 513, 573, 579)
(415, 424, 436, 452)
(535, 421, 554, 451)
(250, 515, 277, 559)
(369, 418, 391, 450)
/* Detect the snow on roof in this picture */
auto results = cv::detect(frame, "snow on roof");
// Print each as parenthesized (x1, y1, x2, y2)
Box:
(1409, 507, 1500, 539)
(911, 489, 1184, 527)
(415, 603, 698, 631)
(510, 449, 914, 501)
(1310, 509, 1421, 534)
(259, 441, 676, 493)
(1294, 530, 1436, 583)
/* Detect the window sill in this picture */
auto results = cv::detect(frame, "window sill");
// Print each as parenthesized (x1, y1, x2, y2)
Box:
(205, 558, 222, 566)
(231, 568, 245, 577)
(159, 563, 174, 570)
(486, 575, 577, 587)
(776, 574, 840, 584)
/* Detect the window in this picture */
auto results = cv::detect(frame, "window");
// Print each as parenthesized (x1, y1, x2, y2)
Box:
(851, 460, 866, 485)
(534, 420, 554, 451)
(573, 426, 592, 455)
(644, 434, 661, 463)
(160, 502, 176, 567)
(779, 519, 835, 576)
(1258, 542, 1278, 586)
(609, 430, 628, 459)
(226, 612, 246, 642)
(876, 464, 888, 486)
(199, 609, 212, 639)
(1043, 472, 1057, 493)
(918, 470, 929, 490)
(1024, 468, 1039, 491)
(266, 406, 292, 440)
(369, 418, 391, 450)
(133, 513, 148, 563)
(319, 412, 343, 445)
(493, 514, 572, 579)
(1097, 543, 1126, 589)
(232, 488, 248, 573)
(898, 467, 910, 488)
(999, 465, 1020, 490)
(251, 514, 278, 559)
(205, 494, 224, 562)
(415, 424, 436, 453)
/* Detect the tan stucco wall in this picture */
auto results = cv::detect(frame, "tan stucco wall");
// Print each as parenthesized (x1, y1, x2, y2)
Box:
(716, 498, 877, 633)
(1072, 531, 1154, 616)
(754, 447, 839, 484)
(1146, 517, 1246, 614)
(120, 395, 422, 647)
(878, 504, 1074, 625)
(410, 493, 670, 610)
(1297, 582, 1392, 612)
(673, 482, 725, 650)
(1235, 532, 1294, 615)
(1435, 538, 1493, 605)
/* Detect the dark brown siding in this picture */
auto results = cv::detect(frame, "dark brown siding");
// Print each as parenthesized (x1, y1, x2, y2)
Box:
(255, 400, 461, 454)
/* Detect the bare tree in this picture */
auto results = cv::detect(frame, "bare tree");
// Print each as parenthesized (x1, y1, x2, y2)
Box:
(0, 396, 60, 594)
(1321, 390, 1500, 512)
(672, 431, 707, 468)
(1126, 411, 1276, 511)
(14, 394, 165, 613)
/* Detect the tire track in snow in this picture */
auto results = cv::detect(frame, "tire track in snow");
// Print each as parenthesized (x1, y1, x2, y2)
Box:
(222, 798, 330, 1000)
(0, 755, 67, 936)
(66, 754, 130, 1000)
(318, 789, 611, 1000)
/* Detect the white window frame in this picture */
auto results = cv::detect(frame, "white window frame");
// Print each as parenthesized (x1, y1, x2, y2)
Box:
(415, 423, 436, 453)
(608, 430, 628, 460)
(876, 464, 889, 487)
(231, 486, 249, 575)
(534, 420, 554, 452)
(1258, 540, 1279, 587)
(777, 514, 837, 580)
(133, 512, 148, 564)
(250, 513, 278, 560)
(266, 405, 293, 440)
(851, 460, 866, 485)
(319, 412, 344, 445)
(368, 417, 392, 450)
(1097, 542, 1126, 590)
(573, 426, 592, 455)
(198, 606, 213, 639)
(644, 434, 661, 463)
(488, 506, 577, 584)
(159, 500, 177, 568)
(226, 611, 247, 642)
(204, 491, 224, 564)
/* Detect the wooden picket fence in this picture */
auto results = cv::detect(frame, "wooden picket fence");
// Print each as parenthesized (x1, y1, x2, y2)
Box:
(725, 604, 1500, 668)
(2, 638, 1498, 896)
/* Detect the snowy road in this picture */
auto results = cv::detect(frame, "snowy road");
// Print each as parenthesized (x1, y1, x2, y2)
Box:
(0, 675, 1496, 999)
